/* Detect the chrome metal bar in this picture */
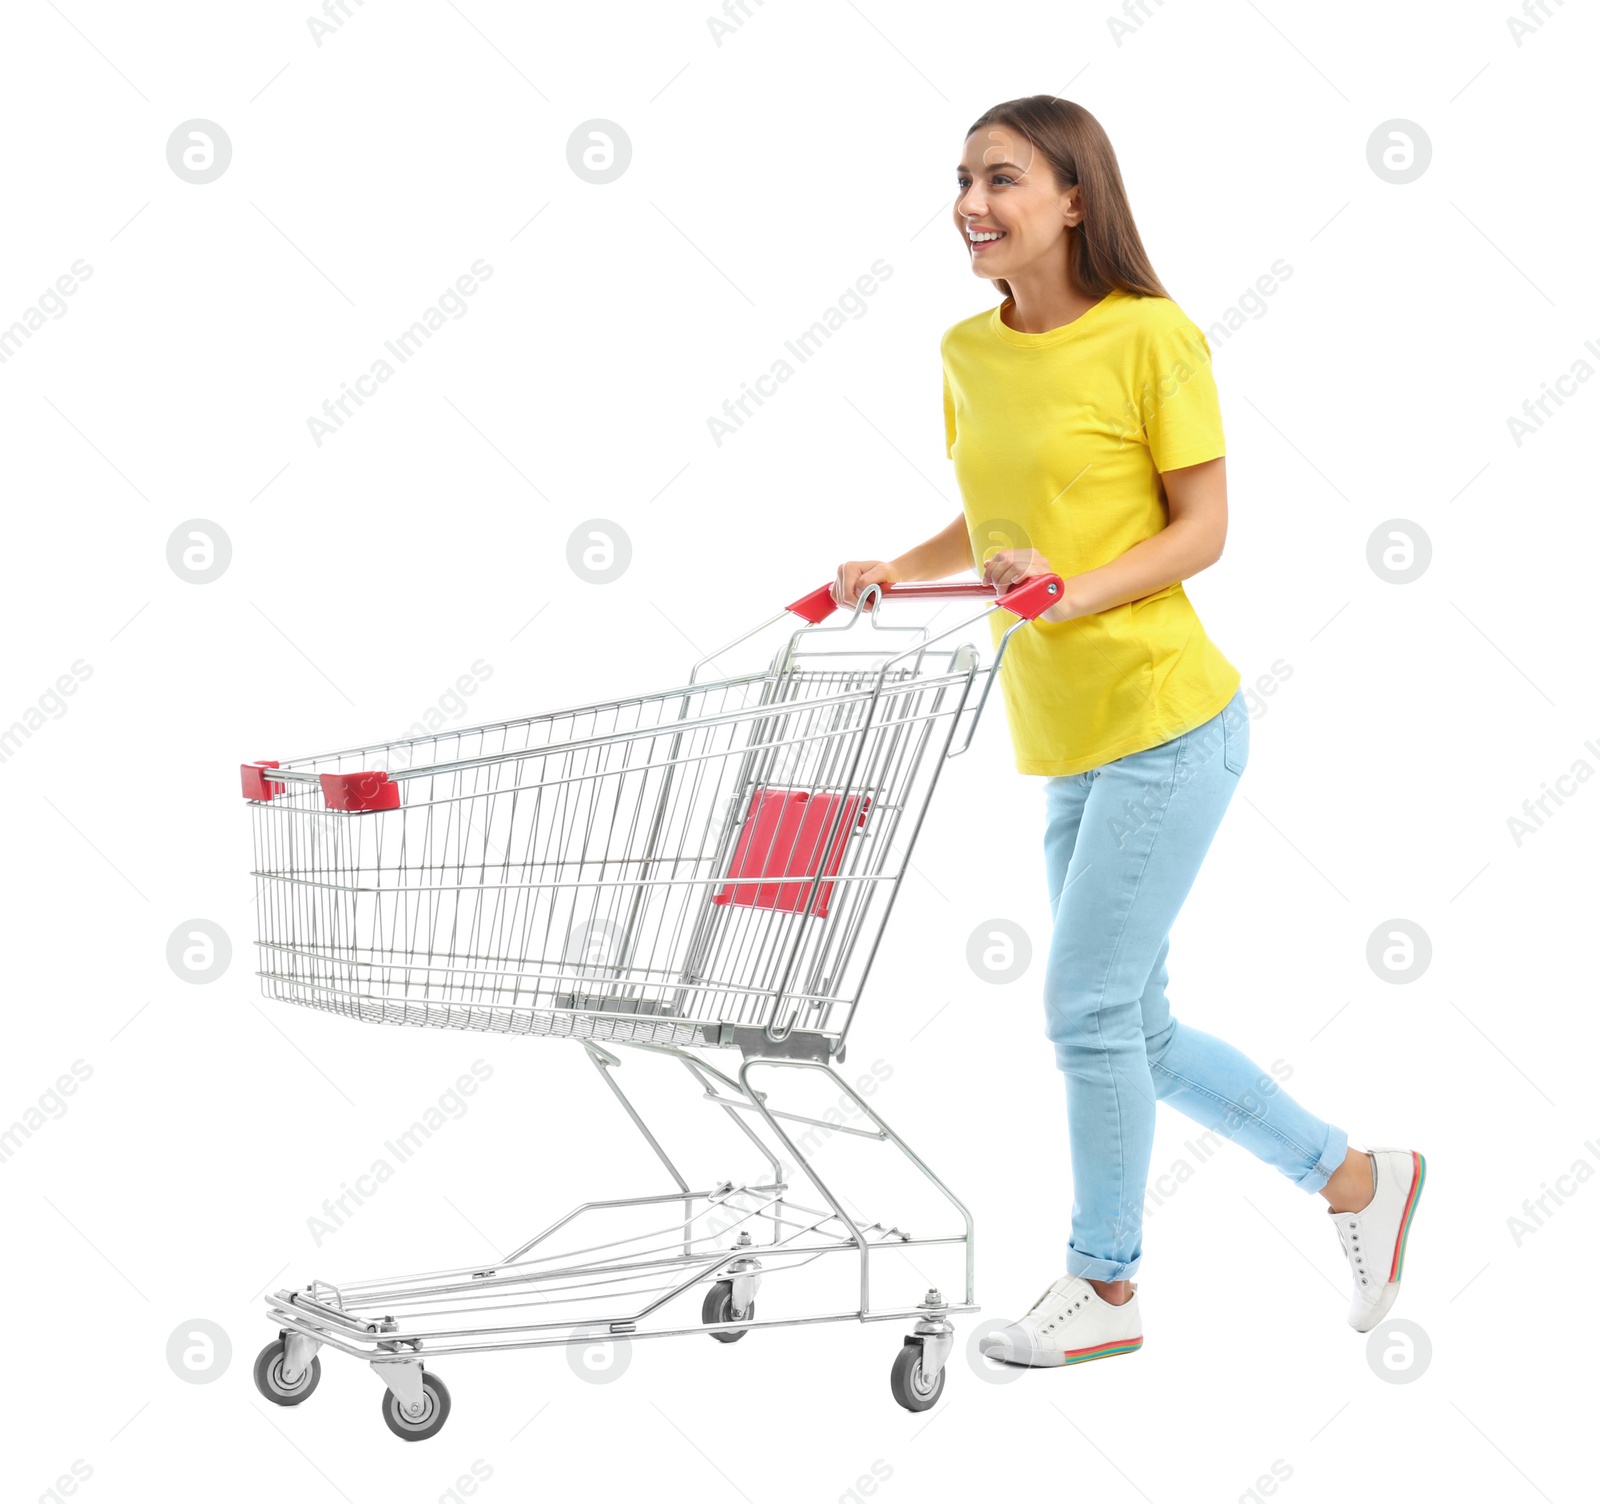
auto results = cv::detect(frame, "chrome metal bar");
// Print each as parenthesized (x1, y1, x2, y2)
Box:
(272, 1303, 981, 1363)
(736, 1055, 873, 1315)
(676, 1054, 785, 1218)
(582, 1040, 691, 1196)
(699, 1091, 886, 1140)
(739, 1055, 976, 1308)
(498, 1191, 714, 1267)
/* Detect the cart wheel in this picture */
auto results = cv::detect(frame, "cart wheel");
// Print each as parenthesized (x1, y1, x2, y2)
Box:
(702, 1280, 753, 1342)
(380, 1371, 451, 1442)
(890, 1343, 944, 1412)
(253, 1339, 322, 1406)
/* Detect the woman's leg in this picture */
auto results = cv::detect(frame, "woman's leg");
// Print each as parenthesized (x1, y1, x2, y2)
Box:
(1044, 690, 1343, 1285)
(1138, 934, 1349, 1192)
(1131, 696, 1349, 1191)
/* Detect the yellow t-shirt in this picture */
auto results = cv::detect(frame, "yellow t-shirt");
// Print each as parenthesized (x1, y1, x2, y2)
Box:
(941, 289, 1241, 776)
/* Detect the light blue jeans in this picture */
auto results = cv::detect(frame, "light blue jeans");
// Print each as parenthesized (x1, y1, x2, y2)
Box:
(1043, 688, 1348, 1281)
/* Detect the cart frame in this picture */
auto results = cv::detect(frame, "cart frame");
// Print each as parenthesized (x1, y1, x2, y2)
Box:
(246, 574, 1063, 1432)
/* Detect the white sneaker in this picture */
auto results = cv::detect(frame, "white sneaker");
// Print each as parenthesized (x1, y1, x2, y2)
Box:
(1329, 1148, 1427, 1332)
(978, 1275, 1143, 1368)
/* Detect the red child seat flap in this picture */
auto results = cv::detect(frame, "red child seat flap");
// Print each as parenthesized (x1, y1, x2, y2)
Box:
(712, 788, 871, 918)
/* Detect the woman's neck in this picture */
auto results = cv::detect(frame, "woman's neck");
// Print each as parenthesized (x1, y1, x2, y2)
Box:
(1001, 236, 1103, 333)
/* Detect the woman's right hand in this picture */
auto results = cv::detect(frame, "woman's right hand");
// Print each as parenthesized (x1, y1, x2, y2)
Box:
(832, 560, 901, 608)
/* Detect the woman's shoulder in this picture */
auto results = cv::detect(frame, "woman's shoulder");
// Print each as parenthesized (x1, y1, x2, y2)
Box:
(939, 305, 995, 355)
(1115, 290, 1202, 335)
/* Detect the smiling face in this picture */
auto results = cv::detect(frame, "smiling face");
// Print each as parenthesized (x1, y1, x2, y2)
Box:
(954, 123, 1080, 283)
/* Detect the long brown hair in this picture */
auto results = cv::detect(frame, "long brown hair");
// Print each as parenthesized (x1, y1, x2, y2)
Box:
(965, 95, 1169, 303)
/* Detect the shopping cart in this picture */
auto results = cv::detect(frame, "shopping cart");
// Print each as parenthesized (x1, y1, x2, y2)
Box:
(243, 571, 1063, 1438)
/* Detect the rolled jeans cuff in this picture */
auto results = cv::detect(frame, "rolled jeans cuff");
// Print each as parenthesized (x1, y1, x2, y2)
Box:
(1293, 1123, 1349, 1193)
(1066, 1248, 1141, 1282)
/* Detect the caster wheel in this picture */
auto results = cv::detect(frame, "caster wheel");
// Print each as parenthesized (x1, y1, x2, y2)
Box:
(253, 1339, 321, 1406)
(380, 1371, 451, 1442)
(702, 1280, 753, 1342)
(890, 1343, 944, 1412)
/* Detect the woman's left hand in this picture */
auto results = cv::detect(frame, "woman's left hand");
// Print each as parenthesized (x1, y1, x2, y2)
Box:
(980, 548, 1078, 623)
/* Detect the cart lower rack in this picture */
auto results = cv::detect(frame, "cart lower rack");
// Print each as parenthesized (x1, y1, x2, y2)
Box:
(243, 572, 1062, 1436)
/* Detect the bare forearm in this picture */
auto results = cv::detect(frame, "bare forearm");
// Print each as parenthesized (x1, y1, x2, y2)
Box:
(889, 514, 974, 583)
(1060, 518, 1222, 618)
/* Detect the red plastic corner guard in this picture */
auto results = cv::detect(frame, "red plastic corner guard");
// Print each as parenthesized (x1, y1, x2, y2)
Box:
(786, 583, 839, 624)
(241, 761, 284, 801)
(994, 572, 1065, 621)
(319, 771, 401, 812)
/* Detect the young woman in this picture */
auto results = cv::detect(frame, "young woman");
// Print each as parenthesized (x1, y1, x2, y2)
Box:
(832, 96, 1425, 1368)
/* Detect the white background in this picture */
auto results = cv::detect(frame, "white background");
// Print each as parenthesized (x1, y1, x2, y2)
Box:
(2, 1, 1595, 1500)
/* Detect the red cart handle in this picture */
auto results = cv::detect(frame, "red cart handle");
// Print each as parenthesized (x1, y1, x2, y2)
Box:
(786, 575, 1063, 624)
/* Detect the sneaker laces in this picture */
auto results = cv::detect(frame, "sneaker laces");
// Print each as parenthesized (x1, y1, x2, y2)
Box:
(1019, 1277, 1092, 1335)
(1022, 1279, 1068, 1316)
(1334, 1212, 1371, 1287)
